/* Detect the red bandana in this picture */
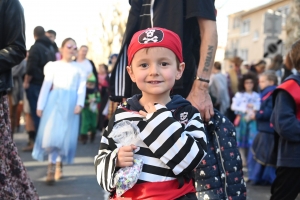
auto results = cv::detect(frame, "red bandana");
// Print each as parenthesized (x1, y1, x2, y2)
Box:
(127, 27, 183, 65)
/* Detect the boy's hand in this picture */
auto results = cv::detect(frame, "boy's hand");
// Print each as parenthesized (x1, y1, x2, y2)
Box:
(116, 144, 137, 167)
(139, 103, 157, 117)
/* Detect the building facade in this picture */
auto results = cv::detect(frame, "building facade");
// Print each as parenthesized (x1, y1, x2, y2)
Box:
(225, 0, 291, 66)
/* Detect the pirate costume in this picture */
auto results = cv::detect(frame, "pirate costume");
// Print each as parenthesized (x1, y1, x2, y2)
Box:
(94, 28, 207, 200)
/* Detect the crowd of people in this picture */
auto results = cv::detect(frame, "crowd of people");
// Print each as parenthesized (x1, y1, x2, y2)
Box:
(1, 0, 300, 200)
(6, 25, 118, 186)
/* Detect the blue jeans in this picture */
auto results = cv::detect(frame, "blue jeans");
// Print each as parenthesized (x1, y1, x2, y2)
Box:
(25, 84, 42, 140)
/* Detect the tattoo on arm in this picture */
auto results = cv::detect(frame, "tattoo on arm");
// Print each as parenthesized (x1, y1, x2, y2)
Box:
(203, 45, 214, 72)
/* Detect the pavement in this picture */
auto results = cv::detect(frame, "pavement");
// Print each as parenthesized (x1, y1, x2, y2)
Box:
(13, 128, 299, 200)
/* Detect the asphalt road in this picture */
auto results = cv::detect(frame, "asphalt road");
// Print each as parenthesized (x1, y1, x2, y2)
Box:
(13, 129, 299, 200)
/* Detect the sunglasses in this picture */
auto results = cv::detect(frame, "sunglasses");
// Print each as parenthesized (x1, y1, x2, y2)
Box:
(66, 44, 77, 50)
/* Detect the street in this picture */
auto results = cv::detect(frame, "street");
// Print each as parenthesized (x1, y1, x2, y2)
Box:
(14, 129, 299, 200)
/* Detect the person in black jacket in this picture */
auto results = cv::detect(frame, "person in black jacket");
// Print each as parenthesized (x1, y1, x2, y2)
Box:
(0, 0, 39, 198)
(23, 26, 56, 151)
(270, 40, 300, 200)
(109, 0, 218, 122)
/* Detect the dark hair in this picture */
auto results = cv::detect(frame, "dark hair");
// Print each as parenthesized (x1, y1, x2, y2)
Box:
(238, 72, 258, 92)
(61, 38, 76, 48)
(260, 70, 278, 85)
(214, 61, 221, 70)
(109, 53, 118, 64)
(46, 30, 56, 37)
(34, 26, 45, 38)
(286, 40, 300, 71)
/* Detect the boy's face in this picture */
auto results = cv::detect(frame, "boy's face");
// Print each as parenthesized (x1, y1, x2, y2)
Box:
(127, 47, 185, 97)
(259, 75, 273, 90)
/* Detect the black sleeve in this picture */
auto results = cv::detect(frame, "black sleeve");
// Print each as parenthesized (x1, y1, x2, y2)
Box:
(0, 0, 26, 73)
(186, 0, 216, 21)
(26, 45, 40, 76)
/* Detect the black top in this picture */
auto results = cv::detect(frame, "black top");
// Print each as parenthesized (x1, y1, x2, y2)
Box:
(0, 0, 26, 92)
(110, 0, 216, 101)
(26, 36, 56, 85)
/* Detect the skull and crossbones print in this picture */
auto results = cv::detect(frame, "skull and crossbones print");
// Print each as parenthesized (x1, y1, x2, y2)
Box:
(139, 29, 164, 44)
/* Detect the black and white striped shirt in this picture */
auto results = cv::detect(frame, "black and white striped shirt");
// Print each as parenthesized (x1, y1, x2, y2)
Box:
(94, 103, 207, 192)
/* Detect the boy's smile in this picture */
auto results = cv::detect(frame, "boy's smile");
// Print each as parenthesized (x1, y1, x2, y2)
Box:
(127, 47, 185, 104)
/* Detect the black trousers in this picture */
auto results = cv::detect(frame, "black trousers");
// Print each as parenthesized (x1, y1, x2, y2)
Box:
(270, 167, 300, 200)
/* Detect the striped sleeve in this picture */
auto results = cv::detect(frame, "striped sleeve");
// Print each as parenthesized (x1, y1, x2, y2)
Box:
(139, 104, 207, 176)
(94, 129, 119, 192)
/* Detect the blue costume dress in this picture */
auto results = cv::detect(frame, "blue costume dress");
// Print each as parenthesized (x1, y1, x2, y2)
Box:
(32, 61, 86, 164)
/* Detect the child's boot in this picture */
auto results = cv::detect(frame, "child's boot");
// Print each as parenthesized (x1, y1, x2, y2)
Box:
(81, 135, 88, 144)
(46, 163, 55, 185)
(55, 162, 63, 180)
(90, 132, 96, 143)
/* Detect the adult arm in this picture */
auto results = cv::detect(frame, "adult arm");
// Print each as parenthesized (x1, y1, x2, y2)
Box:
(24, 45, 40, 88)
(187, 17, 218, 122)
(0, 0, 26, 73)
(140, 104, 207, 175)
(271, 90, 300, 142)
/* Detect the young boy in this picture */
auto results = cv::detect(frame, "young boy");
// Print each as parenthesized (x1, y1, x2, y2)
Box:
(80, 74, 100, 144)
(270, 40, 300, 200)
(94, 28, 207, 200)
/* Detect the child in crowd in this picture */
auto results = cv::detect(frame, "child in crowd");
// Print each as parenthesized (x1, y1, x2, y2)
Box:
(97, 64, 109, 131)
(231, 73, 260, 167)
(270, 40, 300, 200)
(249, 71, 277, 185)
(80, 74, 100, 144)
(94, 28, 207, 200)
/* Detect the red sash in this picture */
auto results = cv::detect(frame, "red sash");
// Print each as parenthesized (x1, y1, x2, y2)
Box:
(112, 179, 195, 200)
(277, 79, 300, 120)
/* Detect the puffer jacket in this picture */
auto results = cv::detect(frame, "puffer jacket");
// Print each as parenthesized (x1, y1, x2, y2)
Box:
(195, 110, 246, 200)
(0, 0, 26, 93)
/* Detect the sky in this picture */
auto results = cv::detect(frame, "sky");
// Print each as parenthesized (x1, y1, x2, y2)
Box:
(20, 0, 271, 50)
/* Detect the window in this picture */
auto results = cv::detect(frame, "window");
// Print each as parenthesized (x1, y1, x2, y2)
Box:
(239, 49, 248, 61)
(277, 5, 290, 26)
(241, 19, 250, 34)
(253, 30, 259, 41)
(233, 17, 240, 29)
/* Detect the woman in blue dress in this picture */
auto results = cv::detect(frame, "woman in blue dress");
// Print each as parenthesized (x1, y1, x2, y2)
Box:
(32, 38, 86, 185)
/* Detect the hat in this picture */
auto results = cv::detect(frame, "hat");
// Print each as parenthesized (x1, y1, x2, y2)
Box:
(87, 74, 96, 83)
(230, 56, 243, 66)
(127, 27, 183, 65)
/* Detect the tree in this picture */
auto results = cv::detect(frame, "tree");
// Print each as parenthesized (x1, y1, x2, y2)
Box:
(285, 0, 300, 49)
(85, 2, 128, 67)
